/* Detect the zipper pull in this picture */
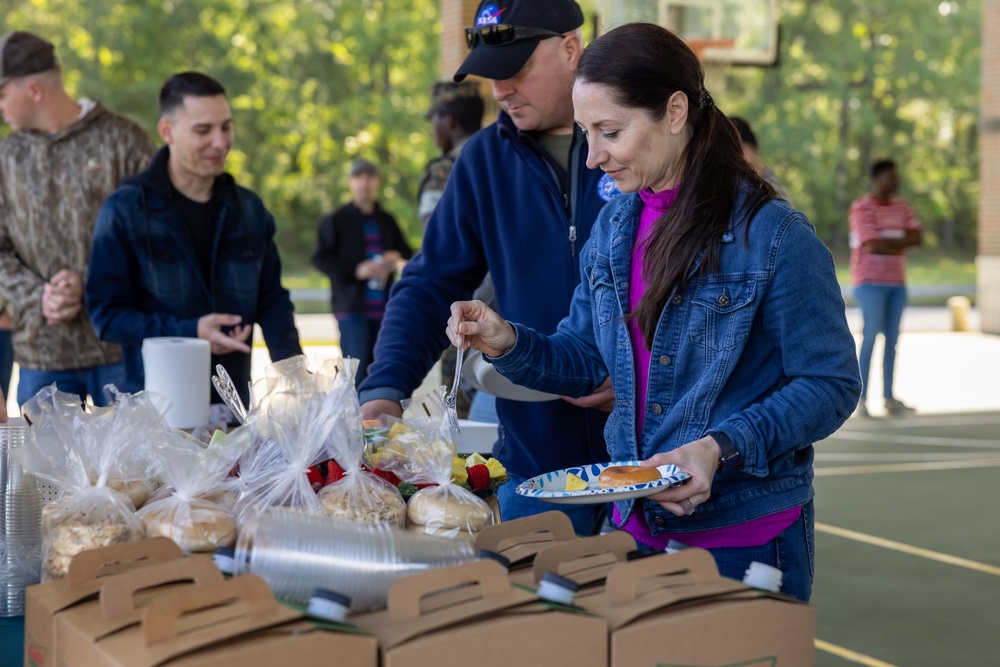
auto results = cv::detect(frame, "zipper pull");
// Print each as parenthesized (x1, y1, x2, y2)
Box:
(569, 225, 577, 257)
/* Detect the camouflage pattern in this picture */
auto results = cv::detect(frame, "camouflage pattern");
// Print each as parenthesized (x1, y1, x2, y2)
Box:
(0, 103, 155, 370)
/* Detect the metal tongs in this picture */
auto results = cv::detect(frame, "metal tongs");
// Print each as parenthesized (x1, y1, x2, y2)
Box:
(211, 364, 249, 425)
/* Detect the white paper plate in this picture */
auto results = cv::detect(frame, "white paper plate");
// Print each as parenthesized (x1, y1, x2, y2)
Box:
(461, 349, 560, 402)
(515, 461, 690, 505)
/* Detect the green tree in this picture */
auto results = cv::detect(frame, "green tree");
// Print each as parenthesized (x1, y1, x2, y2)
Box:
(719, 0, 981, 252)
(1, 0, 441, 270)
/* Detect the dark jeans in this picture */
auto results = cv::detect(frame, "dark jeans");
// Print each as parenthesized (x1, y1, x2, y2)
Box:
(16, 362, 128, 407)
(336, 313, 382, 387)
(706, 500, 815, 602)
(855, 284, 908, 400)
(0, 329, 12, 397)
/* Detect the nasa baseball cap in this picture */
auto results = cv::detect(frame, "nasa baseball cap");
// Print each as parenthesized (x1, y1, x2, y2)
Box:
(0, 32, 58, 90)
(454, 0, 584, 82)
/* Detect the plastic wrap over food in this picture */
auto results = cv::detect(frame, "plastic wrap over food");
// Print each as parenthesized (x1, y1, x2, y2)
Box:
(376, 389, 493, 540)
(12, 386, 168, 580)
(234, 356, 359, 523)
(137, 427, 250, 552)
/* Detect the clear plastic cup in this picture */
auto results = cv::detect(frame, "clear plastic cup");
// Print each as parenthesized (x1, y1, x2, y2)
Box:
(236, 508, 474, 612)
(0, 422, 42, 616)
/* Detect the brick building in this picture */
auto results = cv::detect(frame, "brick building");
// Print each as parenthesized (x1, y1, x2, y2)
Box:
(980, 0, 1000, 334)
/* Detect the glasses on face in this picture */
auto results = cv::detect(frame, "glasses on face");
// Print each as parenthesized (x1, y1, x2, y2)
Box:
(464, 24, 564, 49)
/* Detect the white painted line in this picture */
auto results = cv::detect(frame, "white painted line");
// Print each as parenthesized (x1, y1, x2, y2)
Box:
(814, 639, 899, 667)
(815, 458, 1000, 476)
(840, 415, 1000, 429)
(824, 431, 1000, 449)
(816, 522, 1000, 577)
(816, 452, 1000, 462)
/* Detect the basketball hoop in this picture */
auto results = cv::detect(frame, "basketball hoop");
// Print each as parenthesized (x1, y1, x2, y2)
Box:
(685, 37, 737, 62)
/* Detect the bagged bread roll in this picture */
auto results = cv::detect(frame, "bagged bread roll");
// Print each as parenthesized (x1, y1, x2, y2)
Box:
(141, 499, 236, 552)
(319, 471, 406, 527)
(137, 427, 249, 552)
(42, 489, 145, 580)
(406, 488, 492, 533)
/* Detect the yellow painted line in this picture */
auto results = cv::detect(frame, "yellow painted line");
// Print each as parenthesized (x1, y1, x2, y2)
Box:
(816, 522, 1000, 577)
(814, 639, 899, 667)
(815, 458, 1000, 476)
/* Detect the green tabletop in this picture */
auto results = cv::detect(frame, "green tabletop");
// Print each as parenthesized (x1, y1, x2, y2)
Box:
(0, 616, 24, 667)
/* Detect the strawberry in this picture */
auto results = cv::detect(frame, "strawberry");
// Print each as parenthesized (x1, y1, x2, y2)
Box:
(467, 464, 491, 490)
(306, 465, 325, 492)
(370, 467, 401, 486)
(324, 460, 346, 486)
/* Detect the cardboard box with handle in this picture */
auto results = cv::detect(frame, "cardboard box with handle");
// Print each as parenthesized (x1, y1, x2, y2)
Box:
(579, 548, 815, 667)
(24, 537, 184, 667)
(351, 558, 607, 667)
(94, 575, 377, 667)
(55, 553, 224, 667)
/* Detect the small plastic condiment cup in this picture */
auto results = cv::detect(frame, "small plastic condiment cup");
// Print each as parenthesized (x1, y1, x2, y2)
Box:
(743, 561, 783, 593)
(213, 547, 236, 575)
(536, 572, 579, 606)
(308, 589, 352, 623)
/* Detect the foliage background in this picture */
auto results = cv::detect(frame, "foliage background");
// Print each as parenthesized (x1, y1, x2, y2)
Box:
(717, 0, 981, 252)
(1, 0, 981, 273)
(1, 0, 442, 271)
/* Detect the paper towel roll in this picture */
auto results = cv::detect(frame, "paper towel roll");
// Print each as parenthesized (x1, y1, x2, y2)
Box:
(141, 337, 211, 429)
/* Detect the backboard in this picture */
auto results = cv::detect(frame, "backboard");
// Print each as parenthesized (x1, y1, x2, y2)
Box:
(594, 0, 780, 66)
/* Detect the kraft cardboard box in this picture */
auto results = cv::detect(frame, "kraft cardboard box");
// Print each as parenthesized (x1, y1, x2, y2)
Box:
(578, 549, 815, 667)
(24, 537, 185, 667)
(94, 575, 377, 667)
(523, 531, 637, 590)
(55, 554, 224, 667)
(351, 559, 607, 667)
(472, 511, 579, 585)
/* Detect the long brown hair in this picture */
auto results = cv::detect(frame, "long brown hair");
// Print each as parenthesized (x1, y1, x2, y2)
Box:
(576, 23, 775, 347)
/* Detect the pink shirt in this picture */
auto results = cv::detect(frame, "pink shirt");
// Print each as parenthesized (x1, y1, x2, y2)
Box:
(849, 193, 921, 286)
(618, 187, 800, 550)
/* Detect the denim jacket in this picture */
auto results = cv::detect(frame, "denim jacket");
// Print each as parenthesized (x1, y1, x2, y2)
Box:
(87, 147, 302, 406)
(491, 190, 862, 534)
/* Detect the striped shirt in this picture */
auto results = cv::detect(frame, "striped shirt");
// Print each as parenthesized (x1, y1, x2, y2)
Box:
(849, 193, 921, 286)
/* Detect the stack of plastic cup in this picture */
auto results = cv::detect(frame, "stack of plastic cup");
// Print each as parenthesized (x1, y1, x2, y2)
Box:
(743, 561, 783, 593)
(0, 421, 43, 616)
(235, 508, 475, 612)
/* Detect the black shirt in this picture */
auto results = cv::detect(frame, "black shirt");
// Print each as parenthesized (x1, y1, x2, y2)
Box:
(172, 186, 222, 282)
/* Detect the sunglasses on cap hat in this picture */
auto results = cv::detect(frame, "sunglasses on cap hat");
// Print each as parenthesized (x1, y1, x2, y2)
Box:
(464, 24, 565, 49)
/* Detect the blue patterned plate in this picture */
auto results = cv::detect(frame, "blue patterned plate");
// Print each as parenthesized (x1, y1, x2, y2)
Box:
(515, 460, 690, 505)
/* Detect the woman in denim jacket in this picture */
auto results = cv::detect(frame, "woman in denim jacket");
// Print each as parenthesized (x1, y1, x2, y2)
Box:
(447, 23, 861, 602)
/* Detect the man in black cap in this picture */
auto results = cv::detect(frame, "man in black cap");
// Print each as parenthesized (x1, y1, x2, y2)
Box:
(0, 31, 155, 407)
(313, 158, 413, 386)
(359, 0, 621, 533)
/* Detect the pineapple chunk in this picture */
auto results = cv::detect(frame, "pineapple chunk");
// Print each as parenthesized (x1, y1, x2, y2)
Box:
(485, 457, 507, 479)
(465, 452, 489, 468)
(565, 472, 588, 491)
(451, 456, 469, 486)
(387, 422, 416, 439)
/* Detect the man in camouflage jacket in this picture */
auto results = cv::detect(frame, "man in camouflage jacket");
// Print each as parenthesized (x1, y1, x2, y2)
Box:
(0, 32, 155, 406)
